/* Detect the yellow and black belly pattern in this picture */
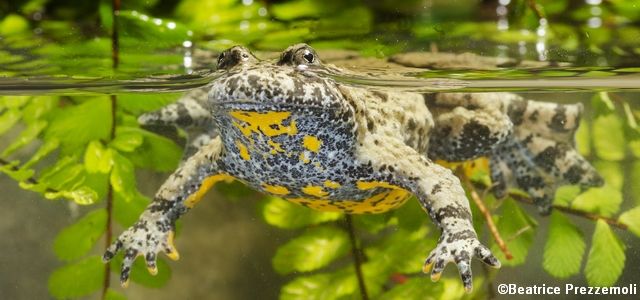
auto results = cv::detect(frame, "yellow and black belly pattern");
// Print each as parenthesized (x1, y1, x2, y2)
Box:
(213, 103, 411, 214)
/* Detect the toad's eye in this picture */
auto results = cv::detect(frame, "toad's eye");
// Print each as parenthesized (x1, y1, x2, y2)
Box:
(303, 51, 314, 63)
(217, 52, 225, 64)
(241, 53, 249, 60)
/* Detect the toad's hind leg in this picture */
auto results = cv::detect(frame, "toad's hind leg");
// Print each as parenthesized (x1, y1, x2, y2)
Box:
(102, 137, 232, 286)
(492, 99, 603, 214)
(358, 134, 500, 293)
(425, 93, 513, 161)
(426, 93, 602, 215)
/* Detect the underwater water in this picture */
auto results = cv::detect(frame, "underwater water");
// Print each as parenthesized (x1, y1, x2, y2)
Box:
(1, 0, 640, 299)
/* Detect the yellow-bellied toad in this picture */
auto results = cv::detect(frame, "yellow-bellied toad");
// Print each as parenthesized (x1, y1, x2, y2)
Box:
(103, 44, 603, 292)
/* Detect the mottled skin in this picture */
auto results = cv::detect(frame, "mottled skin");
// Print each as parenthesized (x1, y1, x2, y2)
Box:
(103, 44, 602, 292)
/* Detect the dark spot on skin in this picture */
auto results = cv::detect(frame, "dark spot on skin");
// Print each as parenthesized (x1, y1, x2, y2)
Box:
(431, 184, 442, 195)
(423, 93, 437, 107)
(563, 165, 583, 184)
(277, 50, 294, 66)
(365, 118, 375, 131)
(446, 230, 476, 243)
(432, 120, 498, 161)
(549, 105, 570, 132)
(534, 145, 561, 172)
(148, 200, 176, 213)
(434, 205, 472, 223)
(247, 74, 260, 87)
(507, 98, 527, 126)
(407, 119, 417, 131)
(516, 173, 546, 190)
(528, 110, 539, 122)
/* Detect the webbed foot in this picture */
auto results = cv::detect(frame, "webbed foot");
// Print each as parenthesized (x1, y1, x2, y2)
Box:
(424, 233, 500, 293)
(102, 216, 179, 287)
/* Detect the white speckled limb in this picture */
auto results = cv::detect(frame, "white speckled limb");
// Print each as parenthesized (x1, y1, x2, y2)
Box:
(357, 134, 500, 293)
(103, 137, 226, 286)
(139, 87, 218, 159)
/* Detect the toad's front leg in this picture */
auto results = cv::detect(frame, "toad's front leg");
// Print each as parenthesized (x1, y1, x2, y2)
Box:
(357, 134, 500, 292)
(102, 137, 230, 287)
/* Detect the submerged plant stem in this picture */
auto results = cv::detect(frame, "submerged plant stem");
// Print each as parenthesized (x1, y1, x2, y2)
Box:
(468, 180, 629, 231)
(459, 168, 513, 260)
(102, 0, 120, 297)
(345, 215, 369, 300)
(111, 0, 120, 69)
(101, 96, 117, 299)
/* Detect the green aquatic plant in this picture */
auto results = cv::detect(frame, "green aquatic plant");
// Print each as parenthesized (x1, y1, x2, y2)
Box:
(3, 91, 639, 300)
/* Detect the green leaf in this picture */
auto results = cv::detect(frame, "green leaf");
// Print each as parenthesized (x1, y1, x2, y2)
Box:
(48, 256, 104, 299)
(584, 220, 625, 286)
(379, 277, 443, 300)
(571, 185, 622, 217)
(631, 162, 640, 205)
(592, 112, 625, 161)
(0, 14, 30, 36)
(44, 98, 112, 154)
(575, 120, 591, 157)
(85, 140, 114, 173)
(21, 96, 57, 124)
(0, 96, 30, 108)
(54, 209, 107, 261)
(105, 289, 127, 300)
(630, 139, 640, 159)
(618, 206, 640, 237)
(0, 160, 34, 182)
(393, 197, 426, 232)
(215, 181, 254, 201)
(593, 161, 623, 190)
(110, 128, 143, 152)
(110, 152, 137, 201)
(118, 11, 190, 46)
(113, 191, 149, 227)
(492, 199, 537, 266)
(280, 268, 357, 300)
(124, 127, 181, 172)
(44, 186, 99, 205)
(1, 120, 47, 157)
(259, 196, 341, 229)
(99, 1, 113, 32)
(543, 212, 585, 278)
(22, 138, 60, 169)
(0, 108, 21, 135)
(354, 213, 392, 234)
(37, 158, 89, 194)
(365, 227, 433, 275)
(553, 185, 581, 206)
(131, 257, 172, 288)
(272, 226, 350, 275)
